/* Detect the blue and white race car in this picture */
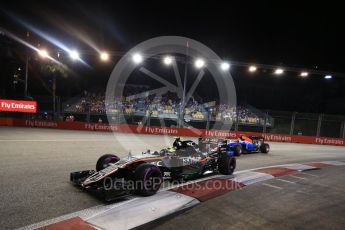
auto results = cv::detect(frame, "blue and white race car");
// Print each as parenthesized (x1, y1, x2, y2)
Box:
(227, 136, 270, 156)
(199, 135, 270, 157)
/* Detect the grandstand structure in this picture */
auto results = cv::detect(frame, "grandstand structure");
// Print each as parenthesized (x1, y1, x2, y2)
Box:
(56, 86, 345, 139)
(62, 87, 273, 130)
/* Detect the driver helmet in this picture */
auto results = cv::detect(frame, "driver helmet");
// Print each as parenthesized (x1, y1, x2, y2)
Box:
(173, 137, 182, 147)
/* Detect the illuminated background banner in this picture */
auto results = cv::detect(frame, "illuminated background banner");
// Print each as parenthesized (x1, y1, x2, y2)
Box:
(0, 99, 37, 113)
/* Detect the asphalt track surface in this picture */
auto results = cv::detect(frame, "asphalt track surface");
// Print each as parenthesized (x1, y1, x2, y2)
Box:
(0, 127, 345, 229)
(155, 166, 345, 230)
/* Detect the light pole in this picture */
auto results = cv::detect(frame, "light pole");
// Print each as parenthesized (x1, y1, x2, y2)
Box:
(24, 51, 29, 98)
(24, 48, 49, 98)
(179, 42, 189, 128)
(52, 75, 56, 120)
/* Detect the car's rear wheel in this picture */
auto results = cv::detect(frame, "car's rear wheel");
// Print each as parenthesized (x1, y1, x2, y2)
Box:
(134, 163, 163, 196)
(96, 154, 120, 171)
(260, 143, 270, 153)
(218, 154, 236, 175)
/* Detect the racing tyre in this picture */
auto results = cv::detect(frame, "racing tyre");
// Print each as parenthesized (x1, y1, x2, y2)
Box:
(260, 143, 270, 153)
(96, 154, 120, 171)
(134, 163, 163, 196)
(234, 145, 242, 156)
(218, 154, 236, 175)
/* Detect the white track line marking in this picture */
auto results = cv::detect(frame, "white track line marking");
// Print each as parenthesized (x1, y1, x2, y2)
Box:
(16, 198, 138, 230)
(84, 198, 140, 221)
(276, 178, 296, 184)
(300, 172, 319, 177)
(320, 161, 345, 166)
(86, 191, 200, 230)
(288, 175, 308, 180)
(261, 183, 283, 190)
(223, 162, 323, 174)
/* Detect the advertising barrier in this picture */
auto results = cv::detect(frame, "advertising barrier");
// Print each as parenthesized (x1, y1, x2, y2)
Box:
(0, 118, 344, 146)
(0, 99, 37, 113)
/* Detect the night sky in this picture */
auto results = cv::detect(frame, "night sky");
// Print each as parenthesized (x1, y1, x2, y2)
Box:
(1, 1, 344, 114)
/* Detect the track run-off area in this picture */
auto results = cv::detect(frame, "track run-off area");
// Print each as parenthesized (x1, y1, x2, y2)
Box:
(0, 126, 345, 229)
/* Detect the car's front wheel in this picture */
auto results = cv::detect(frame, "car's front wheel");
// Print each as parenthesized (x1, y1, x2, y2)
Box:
(218, 154, 236, 175)
(134, 163, 163, 196)
(234, 145, 242, 156)
(96, 154, 120, 171)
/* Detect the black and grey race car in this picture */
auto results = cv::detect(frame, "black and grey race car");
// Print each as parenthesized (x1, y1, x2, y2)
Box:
(70, 137, 236, 201)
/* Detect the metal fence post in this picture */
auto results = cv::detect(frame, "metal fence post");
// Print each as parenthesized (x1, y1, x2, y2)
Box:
(290, 112, 296, 135)
(235, 106, 239, 131)
(206, 110, 210, 130)
(52, 75, 56, 120)
(316, 114, 323, 137)
(342, 121, 345, 138)
(86, 106, 90, 123)
(263, 111, 268, 133)
(148, 111, 151, 127)
(24, 53, 29, 98)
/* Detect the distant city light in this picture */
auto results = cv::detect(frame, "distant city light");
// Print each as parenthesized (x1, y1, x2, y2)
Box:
(194, 58, 205, 69)
(249, 66, 257, 72)
(100, 52, 109, 61)
(38, 49, 49, 58)
(220, 62, 230, 71)
(163, 56, 173, 65)
(69, 50, 80, 60)
(324, 75, 332, 79)
(132, 53, 143, 64)
(300, 72, 309, 77)
(275, 68, 284, 75)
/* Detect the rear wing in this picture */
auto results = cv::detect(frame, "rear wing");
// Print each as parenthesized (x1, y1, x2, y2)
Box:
(249, 136, 265, 141)
(198, 137, 225, 145)
(198, 138, 226, 152)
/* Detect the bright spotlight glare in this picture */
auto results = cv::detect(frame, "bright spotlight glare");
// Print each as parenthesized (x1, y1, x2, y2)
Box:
(275, 68, 284, 75)
(195, 59, 205, 69)
(38, 49, 49, 58)
(300, 72, 309, 77)
(69, 50, 80, 60)
(220, 62, 230, 71)
(132, 53, 143, 64)
(163, 56, 173, 65)
(324, 75, 332, 79)
(249, 66, 257, 72)
(100, 52, 109, 61)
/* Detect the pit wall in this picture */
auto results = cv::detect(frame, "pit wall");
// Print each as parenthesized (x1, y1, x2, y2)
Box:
(0, 118, 344, 146)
